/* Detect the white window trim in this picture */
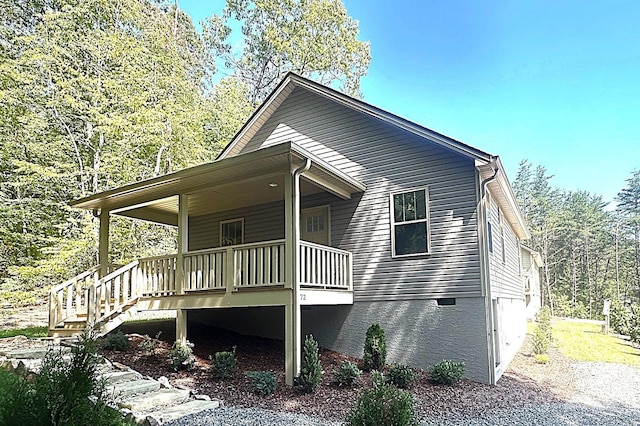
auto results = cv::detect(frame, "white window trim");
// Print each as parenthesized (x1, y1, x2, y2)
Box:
(220, 217, 244, 246)
(390, 186, 431, 258)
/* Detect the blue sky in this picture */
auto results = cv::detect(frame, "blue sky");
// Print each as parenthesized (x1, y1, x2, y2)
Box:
(181, 0, 639, 206)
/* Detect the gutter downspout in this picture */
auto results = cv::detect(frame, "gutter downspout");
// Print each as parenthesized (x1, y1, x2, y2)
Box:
(285, 157, 311, 386)
(479, 156, 499, 384)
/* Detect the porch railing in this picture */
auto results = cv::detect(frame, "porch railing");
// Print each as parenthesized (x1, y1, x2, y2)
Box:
(299, 241, 351, 289)
(182, 240, 286, 292)
(139, 255, 177, 296)
(49, 240, 352, 329)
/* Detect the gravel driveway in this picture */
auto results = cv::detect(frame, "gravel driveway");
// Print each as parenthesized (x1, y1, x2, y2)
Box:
(168, 361, 640, 426)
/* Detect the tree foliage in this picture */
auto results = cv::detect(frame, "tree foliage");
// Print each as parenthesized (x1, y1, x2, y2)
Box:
(0, 0, 371, 301)
(514, 161, 640, 321)
(208, 0, 371, 103)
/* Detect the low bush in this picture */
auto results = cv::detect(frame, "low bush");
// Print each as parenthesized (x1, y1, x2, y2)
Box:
(295, 335, 322, 393)
(345, 379, 417, 426)
(387, 363, 415, 389)
(609, 300, 630, 336)
(534, 354, 550, 364)
(363, 323, 386, 371)
(0, 369, 31, 424)
(334, 360, 361, 387)
(210, 346, 237, 379)
(101, 331, 130, 351)
(0, 331, 131, 425)
(168, 341, 195, 372)
(429, 360, 465, 385)
(137, 331, 162, 355)
(245, 371, 278, 396)
(532, 306, 553, 356)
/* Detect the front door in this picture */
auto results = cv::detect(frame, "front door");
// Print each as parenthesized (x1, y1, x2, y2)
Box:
(300, 206, 330, 245)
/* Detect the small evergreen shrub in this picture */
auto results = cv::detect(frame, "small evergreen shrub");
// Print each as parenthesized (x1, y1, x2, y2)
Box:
(532, 306, 553, 355)
(210, 346, 237, 379)
(295, 335, 323, 393)
(100, 331, 129, 351)
(363, 323, 386, 371)
(387, 363, 415, 389)
(345, 380, 417, 426)
(429, 360, 465, 385)
(334, 360, 361, 387)
(534, 354, 550, 364)
(245, 371, 278, 396)
(138, 331, 162, 355)
(168, 341, 195, 372)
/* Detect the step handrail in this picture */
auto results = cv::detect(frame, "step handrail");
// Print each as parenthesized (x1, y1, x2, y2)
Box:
(86, 260, 142, 327)
(48, 264, 116, 329)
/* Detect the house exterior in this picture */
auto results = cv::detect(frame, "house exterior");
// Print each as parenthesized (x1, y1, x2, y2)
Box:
(520, 245, 543, 320)
(49, 73, 532, 385)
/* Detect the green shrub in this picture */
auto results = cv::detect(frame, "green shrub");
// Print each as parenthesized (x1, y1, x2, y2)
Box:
(363, 323, 386, 371)
(138, 331, 162, 355)
(168, 341, 195, 372)
(534, 354, 550, 364)
(531, 326, 550, 355)
(101, 331, 130, 351)
(429, 360, 465, 385)
(0, 331, 131, 425)
(210, 346, 237, 379)
(387, 363, 415, 389)
(295, 335, 323, 393)
(345, 380, 417, 426)
(0, 369, 32, 424)
(245, 371, 278, 396)
(532, 306, 553, 355)
(610, 300, 630, 336)
(629, 304, 640, 345)
(334, 360, 361, 387)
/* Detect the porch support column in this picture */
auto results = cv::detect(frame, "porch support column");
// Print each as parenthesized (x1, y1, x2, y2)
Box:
(284, 159, 310, 386)
(176, 309, 187, 344)
(98, 210, 110, 277)
(176, 194, 188, 295)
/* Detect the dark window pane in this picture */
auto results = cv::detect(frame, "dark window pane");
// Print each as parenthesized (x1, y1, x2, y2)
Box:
(393, 194, 404, 222)
(394, 222, 427, 255)
(416, 190, 426, 219)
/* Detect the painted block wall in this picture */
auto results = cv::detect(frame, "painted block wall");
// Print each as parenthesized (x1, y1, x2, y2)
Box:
(302, 297, 491, 383)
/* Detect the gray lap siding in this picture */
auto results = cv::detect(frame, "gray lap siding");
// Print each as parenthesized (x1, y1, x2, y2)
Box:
(238, 87, 483, 301)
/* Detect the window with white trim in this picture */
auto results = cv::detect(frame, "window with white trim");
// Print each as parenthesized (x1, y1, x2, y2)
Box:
(390, 187, 430, 257)
(220, 218, 244, 246)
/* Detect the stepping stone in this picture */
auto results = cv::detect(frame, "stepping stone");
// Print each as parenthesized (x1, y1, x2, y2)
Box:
(0, 347, 64, 359)
(100, 370, 140, 384)
(146, 399, 221, 424)
(119, 388, 190, 412)
(109, 379, 160, 399)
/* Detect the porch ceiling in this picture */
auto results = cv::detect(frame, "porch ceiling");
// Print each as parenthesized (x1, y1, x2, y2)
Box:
(71, 142, 365, 226)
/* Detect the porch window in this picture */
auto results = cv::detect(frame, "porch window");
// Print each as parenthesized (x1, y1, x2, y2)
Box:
(220, 218, 244, 246)
(390, 187, 430, 257)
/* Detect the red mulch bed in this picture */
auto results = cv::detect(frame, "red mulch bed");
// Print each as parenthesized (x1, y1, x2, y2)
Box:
(99, 321, 569, 422)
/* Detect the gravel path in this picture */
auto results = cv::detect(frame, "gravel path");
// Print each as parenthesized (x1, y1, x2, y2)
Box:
(167, 361, 640, 426)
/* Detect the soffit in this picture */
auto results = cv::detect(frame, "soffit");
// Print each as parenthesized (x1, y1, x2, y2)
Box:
(71, 142, 365, 226)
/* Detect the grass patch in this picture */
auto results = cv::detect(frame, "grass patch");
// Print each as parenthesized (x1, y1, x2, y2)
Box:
(0, 327, 48, 339)
(552, 320, 640, 367)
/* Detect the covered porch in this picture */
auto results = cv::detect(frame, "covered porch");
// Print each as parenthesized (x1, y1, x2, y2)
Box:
(49, 142, 365, 385)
